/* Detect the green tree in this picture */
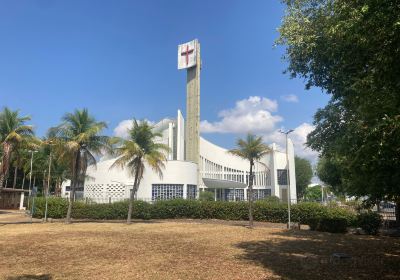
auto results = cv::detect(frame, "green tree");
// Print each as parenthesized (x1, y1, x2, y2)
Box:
(294, 156, 313, 199)
(278, 0, 400, 224)
(110, 120, 169, 224)
(304, 185, 322, 202)
(0, 107, 34, 188)
(50, 109, 109, 223)
(316, 156, 345, 195)
(229, 133, 271, 228)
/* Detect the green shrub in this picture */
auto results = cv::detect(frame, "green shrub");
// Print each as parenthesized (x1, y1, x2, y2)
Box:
(308, 217, 348, 233)
(357, 211, 382, 235)
(254, 200, 288, 223)
(199, 191, 215, 201)
(32, 197, 69, 219)
(291, 202, 327, 224)
(262, 195, 281, 204)
(32, 197, 356, 233)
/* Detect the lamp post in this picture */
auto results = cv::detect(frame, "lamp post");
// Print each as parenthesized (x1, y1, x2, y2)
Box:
(279, 129, 294, 229)
(44, 141, 54, 222)
(27, 150, 37, 210)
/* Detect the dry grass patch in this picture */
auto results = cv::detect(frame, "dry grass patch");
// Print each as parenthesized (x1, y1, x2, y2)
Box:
(0, 221, 399, 280)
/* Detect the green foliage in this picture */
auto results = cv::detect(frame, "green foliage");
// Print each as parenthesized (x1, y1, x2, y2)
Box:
(279, 0, 400, 223)
(198, 191, 215, 201)
(262, 195, 281, 204)
(110, 120, 170, 223)
(357, 212, 382, 235)
(294, 156, 313, 199)
(316, 156, 345, 195)
(303, 185, 322, 201)
(228, 133, 271, 163)
(32, 197, 69, 219)
(0, 107, 35, 187)
(33, 197, 356, 233)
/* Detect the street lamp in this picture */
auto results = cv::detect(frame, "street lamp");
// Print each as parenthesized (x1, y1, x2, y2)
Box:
(27, 150, 38, 210)
(279, 129, 294, 229)
(44, 140, 54, 222)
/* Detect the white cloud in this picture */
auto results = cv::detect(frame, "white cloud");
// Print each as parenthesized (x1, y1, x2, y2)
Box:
(281, 94, 299, 103)
(113, 119, 155, 138)
(200, 95, 318, 163)
(200, 96, 283, 134)
(264, 123, 318, 163)
(114, 120, 133, 138)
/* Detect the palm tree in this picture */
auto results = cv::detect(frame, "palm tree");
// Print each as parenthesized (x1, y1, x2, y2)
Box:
(0, 107, 34, 189)
(49, 109, 109, 223)
(228, 133, 271, 228)
(111, 120, 169, 224)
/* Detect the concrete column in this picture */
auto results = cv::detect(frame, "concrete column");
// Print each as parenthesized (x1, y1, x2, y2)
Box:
(183, 184, 187, 199)
(185, 40, 201, 187)
(19, 192, 25, 210)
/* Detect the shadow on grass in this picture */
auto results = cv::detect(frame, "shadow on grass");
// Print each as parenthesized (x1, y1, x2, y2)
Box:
(235, 230, 400, 280)
(6, 274, 52, 280)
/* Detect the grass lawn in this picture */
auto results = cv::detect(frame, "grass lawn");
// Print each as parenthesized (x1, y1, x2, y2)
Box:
(0, 220, 399, 280)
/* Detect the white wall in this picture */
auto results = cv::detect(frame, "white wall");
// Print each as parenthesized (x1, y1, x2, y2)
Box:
(176, 110, 185, 161)
(84, 159, 197, 202)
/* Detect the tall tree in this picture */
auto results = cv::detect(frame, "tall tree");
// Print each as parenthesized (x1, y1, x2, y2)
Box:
(0, 107, 34, 189)
(50, 109, 109, 223)
(229, 133, 271, 228)
(294, 156, 313, 199)
(278, 0, 400, 224)
(316, 156, 345, 195)
(110, 120, 169, 224)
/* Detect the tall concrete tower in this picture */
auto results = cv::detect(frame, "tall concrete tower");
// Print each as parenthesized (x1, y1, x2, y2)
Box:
(178, 39, 200, 165)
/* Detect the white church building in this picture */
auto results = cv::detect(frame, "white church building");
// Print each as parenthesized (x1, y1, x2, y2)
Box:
(62, 39, 297, 203)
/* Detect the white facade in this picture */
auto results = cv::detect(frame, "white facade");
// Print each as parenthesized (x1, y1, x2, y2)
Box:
(73, 110, 297, 203)
(66, 40, 297, 203)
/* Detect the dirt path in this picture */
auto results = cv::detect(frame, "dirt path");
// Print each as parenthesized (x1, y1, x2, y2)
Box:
(0, 210, 40, 224)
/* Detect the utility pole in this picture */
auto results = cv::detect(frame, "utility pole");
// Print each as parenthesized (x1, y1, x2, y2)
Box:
(44, 141, 53, 222)
(27, 150, 37, 210)
(279, 129, 294, 229)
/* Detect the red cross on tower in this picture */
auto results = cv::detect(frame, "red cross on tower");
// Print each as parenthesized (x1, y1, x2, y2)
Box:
(180, 44, 194, 66)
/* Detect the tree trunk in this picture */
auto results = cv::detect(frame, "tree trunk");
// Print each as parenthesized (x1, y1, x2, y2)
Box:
(127, 168, 140, 224)
(248, 161, 254, 228)
(0, 143, 12, 189)
(396, 200, 400, 228)
(13, 166, 17, 189)
(43, 171, 46, 194)
(21, 173, 25, 189)
(66, 151, 80, 224)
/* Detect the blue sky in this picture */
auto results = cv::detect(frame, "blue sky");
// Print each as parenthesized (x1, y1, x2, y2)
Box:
(0, 0, 329, 162)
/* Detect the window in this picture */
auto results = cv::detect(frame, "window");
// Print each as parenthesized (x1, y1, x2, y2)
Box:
(187, 184, 197, 200)
(225, 189, 244, 201)
(247, 189, 272, 200)
(277, 169, 288, 185)
(152, 184, 183, 201)
(257, 189, 271, 199)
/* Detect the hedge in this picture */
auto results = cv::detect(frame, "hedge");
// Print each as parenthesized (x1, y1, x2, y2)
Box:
(357, 211, 382, 235)
(32, 197, 357, 229)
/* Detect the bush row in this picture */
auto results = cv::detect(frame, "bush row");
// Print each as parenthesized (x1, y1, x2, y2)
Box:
(32, 197, 358, 228)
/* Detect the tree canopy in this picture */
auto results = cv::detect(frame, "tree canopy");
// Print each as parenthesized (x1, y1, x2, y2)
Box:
(278, 0, 400, 208)
(294, 156, 313, 199)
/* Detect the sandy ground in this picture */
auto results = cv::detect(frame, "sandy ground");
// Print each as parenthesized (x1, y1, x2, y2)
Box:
(0, 220, 399, 280)
(0, 210, 40, 224)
